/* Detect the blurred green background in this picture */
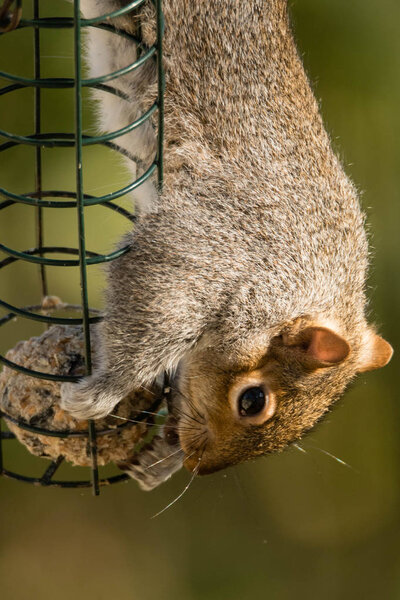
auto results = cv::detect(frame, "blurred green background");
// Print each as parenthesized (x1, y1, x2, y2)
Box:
(0, 1, 399, 598)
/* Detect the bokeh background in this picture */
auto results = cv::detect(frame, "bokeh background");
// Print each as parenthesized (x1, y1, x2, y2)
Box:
(0, 1, 399, 598)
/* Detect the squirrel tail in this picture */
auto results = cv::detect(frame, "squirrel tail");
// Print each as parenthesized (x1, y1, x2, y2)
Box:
(80, 0, 158, 212)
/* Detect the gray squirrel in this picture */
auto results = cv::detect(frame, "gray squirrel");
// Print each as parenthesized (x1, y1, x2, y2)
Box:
(61, 0, 393, 476)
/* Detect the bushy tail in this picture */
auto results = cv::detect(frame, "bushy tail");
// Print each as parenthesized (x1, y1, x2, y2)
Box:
(79, 0, 158, 212)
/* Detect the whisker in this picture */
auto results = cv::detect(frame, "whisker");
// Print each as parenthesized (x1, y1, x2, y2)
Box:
(110, 412, 204, 437)
(186, 437, 208, 461)
(179, 410, 204, 425)
(181, 420, 207, 436)
(175, 424, 201, 433)
(185, 398, 205, 422)
(182, 403, 205, 426)
(307, 445, 357, 472)
(293, 443, 307, 454)
(139, 385, 157, 397)
(145, 446, 184, 470)
(109, 413, 164, 427)
(169, 385, 204, 422)
(175, 406, 205, 426)
(134, 409, 166, 417)
(174, 423, 197, 431)
(185, 430, 207, 446)
(151, 457, 201, 519)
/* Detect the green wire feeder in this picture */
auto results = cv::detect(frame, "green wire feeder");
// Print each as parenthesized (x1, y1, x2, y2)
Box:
(0, 0, 165, 495)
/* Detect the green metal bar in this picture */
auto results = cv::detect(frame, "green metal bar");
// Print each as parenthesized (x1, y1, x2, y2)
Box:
(0, 299, 102, 326)
(41, 457, 64, 484)
(1, 469, 129, 488)
(17, 3, 146, 28)
(0, 395, 162, 441)
(0, 302, 101, 325)
(0, 432, 15, 439)
(73, 0, 99, 496)
(81, 103, 158, 145)
(0, 161, 156, 206)
(0, 81, 131, 101)
(6, 0, 146, 29)
(156, 0, 164, 190)
(0, 414, 3, 475)
(7, 18, 142, 38)
(0, 411, 141, 438)
(33, 0, 48, 298)
(0, 44, 156, 87)
(0, 354, 82, 382)
(84, 46, 157, 85)
(0, 243, 130, 266)
(0, 73, 76, 87)
(0, 195, 135, 219)
(0, 102, 157, 147)
(83, 162, 157, 204)
(8, 16, 76, 29)
(82, 0, 146, 24)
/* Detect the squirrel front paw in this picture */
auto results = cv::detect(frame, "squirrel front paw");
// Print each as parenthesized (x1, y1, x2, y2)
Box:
(60, 377, 119, 421)
(118, 435, 184, 491)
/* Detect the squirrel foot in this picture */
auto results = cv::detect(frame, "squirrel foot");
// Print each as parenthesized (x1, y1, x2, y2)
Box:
(60, 377, 119, 420)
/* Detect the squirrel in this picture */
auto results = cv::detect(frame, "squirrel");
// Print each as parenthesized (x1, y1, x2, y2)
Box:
(61, 0, 393, 476)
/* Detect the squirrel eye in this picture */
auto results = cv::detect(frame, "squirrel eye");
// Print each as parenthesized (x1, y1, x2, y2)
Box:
(238, 387, 267, 417)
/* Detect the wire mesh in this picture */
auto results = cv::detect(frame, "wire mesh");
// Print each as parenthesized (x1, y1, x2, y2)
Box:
(0, 0, 165, 495)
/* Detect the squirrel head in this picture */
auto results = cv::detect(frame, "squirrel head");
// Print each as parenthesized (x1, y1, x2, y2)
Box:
(169, 318, 393, 475)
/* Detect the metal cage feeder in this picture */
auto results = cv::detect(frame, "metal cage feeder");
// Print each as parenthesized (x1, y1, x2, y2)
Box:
(0, 0, 165, 495)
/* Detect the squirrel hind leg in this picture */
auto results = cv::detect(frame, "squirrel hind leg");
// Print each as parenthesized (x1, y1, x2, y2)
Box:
(60, 372, 123, 420)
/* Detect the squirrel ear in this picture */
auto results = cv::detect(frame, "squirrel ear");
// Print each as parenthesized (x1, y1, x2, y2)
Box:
(358, 331, 393, 373)
(282, 326, 350, 368)
(301, 327, 350, 366)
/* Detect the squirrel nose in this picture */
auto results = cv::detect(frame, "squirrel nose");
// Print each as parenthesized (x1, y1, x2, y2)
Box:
(164, 416, 180, 446)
